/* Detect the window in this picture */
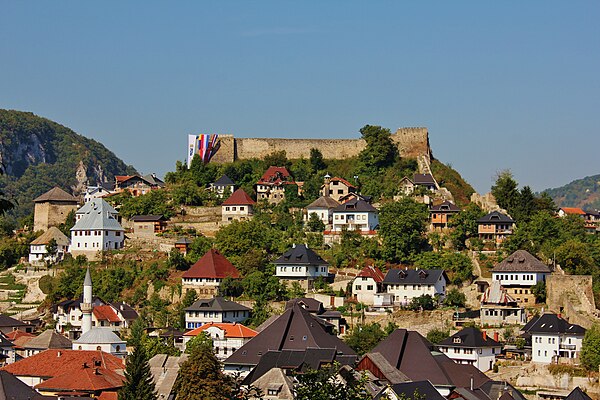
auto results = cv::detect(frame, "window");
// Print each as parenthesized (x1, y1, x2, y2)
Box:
(356, 285, 362, 290)
(240, 207, 244, 211)
(225, 207, 230, 211)
(367, 285, 373, 291)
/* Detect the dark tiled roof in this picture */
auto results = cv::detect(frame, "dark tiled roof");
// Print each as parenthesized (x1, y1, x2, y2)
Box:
(306, 196, 340, 209)
(141, 174, 165, 187)
(285, 298, 324, 314)
(413, 174, 436, 185)
(222, 189, 255, 206)
(430, 201, 461, 213)
(274, 245, 329, 266)
(0, 314, 29, 328)
(439, 327, 501, 348)
(174, 237, 193, 245)
(0, 370, 51, 399)
(477, 211, 514, 224)
(478, 381, 528, 400)
(213, 175, 235, 186)
(225, 303, 356, 367)
(33, 187, 78, 203)
(333, 198, 377, 213)
(492, 250, 551, 273)
(565, 387, 593, 400)
(185, 297, 250, 313)
(182, 249, 241, 279)
(130, 215, 167, 222)
(110, 302, 138, 321)
(381, 381, 446, 400)
(524, 313, 585, 335)
(383, 269, 447, 285)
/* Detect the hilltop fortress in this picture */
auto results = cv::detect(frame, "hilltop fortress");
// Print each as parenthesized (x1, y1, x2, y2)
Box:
(211, 127, 432, 163)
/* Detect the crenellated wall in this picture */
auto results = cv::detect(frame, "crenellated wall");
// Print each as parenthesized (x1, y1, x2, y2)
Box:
(210, 127, 431, 163)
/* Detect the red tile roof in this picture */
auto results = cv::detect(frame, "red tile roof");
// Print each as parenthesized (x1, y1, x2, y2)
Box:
(93, 305, 121, 323)
(98, 392, 119, 400)
(0, 349, 124, 379)
(222, 188, 256, 206)
(560, 207, 586, 215)
(257, 166, 293, 185)
(357, 265, 385, 283)
(330, 177, 356, 189)
(114, 175, 134, 183)
(184, 322, 257, 339)
(35, 365, 124, 392)
(5, 330, 35, 341)
(182, 249, 241, 279)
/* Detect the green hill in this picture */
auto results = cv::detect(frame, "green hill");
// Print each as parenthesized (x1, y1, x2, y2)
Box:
(0, 109, 136, 217)
(543, 174, 600, 210)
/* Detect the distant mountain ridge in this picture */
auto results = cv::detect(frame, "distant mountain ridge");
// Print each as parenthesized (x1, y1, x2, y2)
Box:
(0, 109, 136, 217)
(544, 174, 600, 210)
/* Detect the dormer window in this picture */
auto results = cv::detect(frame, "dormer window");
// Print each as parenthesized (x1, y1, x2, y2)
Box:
(453, 337, 462, 344)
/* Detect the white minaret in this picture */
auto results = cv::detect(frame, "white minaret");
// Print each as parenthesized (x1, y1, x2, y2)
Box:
(81, 267, 93, 335)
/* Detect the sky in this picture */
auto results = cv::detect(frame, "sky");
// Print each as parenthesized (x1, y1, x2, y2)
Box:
(1, 1, 599, 194)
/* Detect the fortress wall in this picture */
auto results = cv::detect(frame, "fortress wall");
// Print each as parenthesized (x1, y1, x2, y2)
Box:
(546, 274, 597, 329)
(211, 127, 430, 163)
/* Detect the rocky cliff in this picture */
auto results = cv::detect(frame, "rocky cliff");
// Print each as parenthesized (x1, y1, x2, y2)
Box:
(0, 109, 136, 217)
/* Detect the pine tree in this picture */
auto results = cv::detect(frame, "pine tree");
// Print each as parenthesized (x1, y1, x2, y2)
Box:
(119, 319, 157, 400)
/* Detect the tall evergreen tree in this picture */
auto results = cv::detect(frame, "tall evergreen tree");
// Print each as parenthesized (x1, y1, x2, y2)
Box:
(119, 319, 157, 400)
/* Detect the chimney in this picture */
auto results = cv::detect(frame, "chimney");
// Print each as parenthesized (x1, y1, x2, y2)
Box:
(470, 374, 474, 391)
(494, 331, 499, 342)
(57, 351, 62, 357)
(482, 330, 487, 340)
(95, 368, 100, 375)
(82, 362, 88, 368)
(558, 313, 561, 319)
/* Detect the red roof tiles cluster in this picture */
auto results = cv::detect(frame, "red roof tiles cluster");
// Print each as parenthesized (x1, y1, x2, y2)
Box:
(257, 166, 293, 185)
(222, 188, 255, 206)
(35, 365, 124, 392)
(560, 207, 586, 215)
(357, 265, 385, 283)
(184, 322, 257, 339)
(329, 176, 356, 189)
(93, 305, 121, 323)
(182, 249, 241, 279)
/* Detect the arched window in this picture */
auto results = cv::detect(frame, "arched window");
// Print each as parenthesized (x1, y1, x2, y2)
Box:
(116, 345, 121, 352)
(96, 346, 102, 351)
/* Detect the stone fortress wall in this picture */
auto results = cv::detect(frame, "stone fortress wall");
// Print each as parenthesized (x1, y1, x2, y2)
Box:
(211, 127, 431, 163)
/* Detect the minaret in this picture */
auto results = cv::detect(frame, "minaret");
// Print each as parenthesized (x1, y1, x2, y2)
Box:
(81, 267, 93, 335)
(323, 174, 331, 197)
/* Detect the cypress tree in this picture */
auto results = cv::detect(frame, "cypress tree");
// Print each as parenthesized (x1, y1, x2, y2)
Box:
(119, 319, 157, 400)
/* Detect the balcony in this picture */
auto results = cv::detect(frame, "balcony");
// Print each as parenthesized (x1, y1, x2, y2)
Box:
(559, 344, 577, 350)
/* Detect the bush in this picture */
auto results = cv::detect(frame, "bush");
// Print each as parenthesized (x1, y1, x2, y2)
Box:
(444, 288, 466, 307)
(38, 275, 55, 295)
(409, 294, 435, 311)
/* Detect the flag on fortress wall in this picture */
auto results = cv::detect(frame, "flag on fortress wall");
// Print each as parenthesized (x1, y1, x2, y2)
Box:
(187, 133, 221, 168)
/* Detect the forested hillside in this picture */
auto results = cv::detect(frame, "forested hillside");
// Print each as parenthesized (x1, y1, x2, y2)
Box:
(544, 174, 600, 210)
(0, 110, 136, 217)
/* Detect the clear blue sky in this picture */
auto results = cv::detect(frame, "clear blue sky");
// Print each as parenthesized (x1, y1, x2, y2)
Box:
(2, 1, 599, 193)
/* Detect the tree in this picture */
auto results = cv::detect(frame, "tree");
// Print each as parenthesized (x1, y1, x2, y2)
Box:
(491, 170, 519, 213)
(309, 148, 326, 173)
(119, 319, 157, 400)
(444, 288, 466, 307)
(307, 212, 325, 232)
(357, 125, 399, 170)
(581, 324, 600, 371)
(294, 363, 371, 400)
(184, 331, 213, 355)
(408, 294, 435, 311)
(426, 328, 450, 344)
(167, 248, 189, 270)
(344, 323, 387, 356)
(58, 209, 76, 236)
(448, 203, 485, 250)
(531, 281, 546, 303)
(45, 238, 58, 264)
(379, 198, 429, 263)
(262, 150, 290, 170)
(173, 340, 233, 400)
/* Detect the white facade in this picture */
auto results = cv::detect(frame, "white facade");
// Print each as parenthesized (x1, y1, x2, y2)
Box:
(439, 345, 500, 372)
(183, 326, 253, 361)
(332, 210, 378, 232)
(28, 243, 69, 265)
(307, 208, 332, 226)
(222, 204, 253, 222)
(275, 264, 329, 280)
(71, 229, 124, 253)
(352, 276, 379, 304)
(491, 271, 548, 287)
(83, 186, 112, 203)
(373, 293, 394, 309)
(185, 309, 250, 330)
(532, 333, 583, 363)
(385, 277, 446, 306)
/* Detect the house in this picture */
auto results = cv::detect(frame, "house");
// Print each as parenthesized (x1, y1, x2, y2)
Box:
(174, 237, 192, 255)
(305, 196, 340, 226)
(524, 313, 585, 364)
(0, 370, 52, 399)
(114, 174, 164, 197)
(477, 211, 515, 246)
(21, 330, 72, 358)
(210, 175, 236, 198)
(376, 381, 446, 400)
(338, 192, 373, 204)
(480, 280, 526, 326)
(34, 363, 124, 398)
(321, 175, 357, 202)
(221, 189, 255, 222)
(274, 244, 330, 290)
(558, 207, 599, 234)
(430, 201, 461, 231)
(4, 330, 34, 362)
(52, 296, 105, 337)
(149, 354, 189, 400)
(224, 301, 356, 376)
(28, 227, 71, 266)
(129, 215, 168, 236)
(0, 349, 124, 389)
(0, 333, 16, 365)
(83, 183, 114, 203)
(399, 176, 416, 196)
(331, 199, 379, 233)
(491, 250, 551, 304)
(184, 297, 251, 329)
(0, 314, 33, 335)
(72, 328, 127, 358)
(256, 166, 295, 204)
(413, 173, 438, 192)
(286, 298, 348, 335)
(181, 249, 241, 297)
(437, 327, 502, 372)
(70, 199, 125, 260)
(33, 187, 79, 232)
(352, 265, 385, 304)
(247, 367, 294, 400)
(382, 269, 448, 306)
(183, 322, 257, 361)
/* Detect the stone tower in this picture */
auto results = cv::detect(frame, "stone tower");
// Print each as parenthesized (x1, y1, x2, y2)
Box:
(81, 267, 93, 335)
(33, 187, 79, 232)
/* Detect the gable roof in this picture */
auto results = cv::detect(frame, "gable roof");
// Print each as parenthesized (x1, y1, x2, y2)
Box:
(33, 187, 78, 203)
(285, 298, 324, 314)
(430, 201, 461, 213)
(492, 250, 551, 273)
(182, 249, 240, 279)
(31, 227, 71, 246)
(481, 281, 517, 305)
(382, 381, 446, 400)
(328, 176, 356, 189)
(1, 349, 124, 378)
(24, 330, 72, 350)
(0, 314, 29, 328)
(523, 313, 585, 335)
(213, 175, 235, 186)
(142, 174, 164, 187)
(306, 196, 340, 209)
(34, 365, 124, 392)
(477, 211, 514, 224)
(413, 174, 436, 185)
(565, 387, 593, 400)
(185, 297, 251, 313)
(273, 244, 329, 266)
(333, 198, 377, 213)
(183, 322, 257, 339)
(0, 370, 51, 400)
(222, 189, 255, 206)
(357, 265, 385, 283)
(71, 200, 124, 231)
(130, 215, 167, 222)
(76, 199, 118, 216)
(257, 166, 293, 185)
(110, 302, 138, 321)
(383, 269, 447, 285)
(439, 327, 501, 348)
(93, 306, 121, 323)
(559, 207, 586, 215)
(224, 302, 356, 367)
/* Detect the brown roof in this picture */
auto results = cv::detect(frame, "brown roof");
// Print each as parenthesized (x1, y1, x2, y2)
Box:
(0, 370, 51, 400)
(93, 306, 121, 323)
(30, 227, 71, 246)
(182, 249, 240, 279)
(356, 265, 385, 283)
(34, 365, 124, 392)
(306, 196, 340, 209)
(492, 250, 551, 273)
(23, 330, 72, 350)
(1, 349, 124, 379)
(33, 187, 78, 203)
(329, 177, 356, 189)
(257, 166, 293, 185)
(222, 189, 255, 206)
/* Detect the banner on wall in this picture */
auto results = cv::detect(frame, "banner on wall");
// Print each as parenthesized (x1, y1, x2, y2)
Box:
(187, 134, 220, 167)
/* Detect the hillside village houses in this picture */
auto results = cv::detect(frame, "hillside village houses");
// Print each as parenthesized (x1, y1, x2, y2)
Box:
(256, 166, 295, 204)
(33, 187, 79, 232)
(221, 188, 255, 223)
(331, 198, 379, 233)
(352, 265, 385, 304)
(183, 322, 257, 361)
(383, 268, 448, 306)
(210, 174, 236, 198)
(83, 182, 114, 203)
(320, 175, 357, 202)
(305, 195, 340, 226)
(274, 244, 330, 290)
(477, 211, 515, 247)
(523, 313, 586, 364)
(129, 214, 168, 236)
(430, 200, 461, 231)
(558, 207, 600, 234)
(28, 227, 70, 266)
(491, 250, 551, 305)
(114, 173, 165, 196)
(181, 248, 241, 297)
(184, 297, 251, 330)
(480, 280, 526, 327)
(437, 327, 502, 372)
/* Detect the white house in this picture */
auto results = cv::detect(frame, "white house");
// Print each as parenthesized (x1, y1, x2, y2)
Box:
(525, 313, 586, 364)
(28, 227, 70, 266)
(305, 196, 340, 227)
(332, 199, 378, 233)
(491, 250, 551, 304)
(183, 322, 257, 361)
(221, 189, 255, 223)
(184, 297, 251, 330)
(437, 327, 502, 372)
(70, 199, 125, 261)
(352, 265, 385, 305)
(181, 249, 241, 297)
(210, 175, 236, 198)
(382, 269, 448, 306)
(83, 184, 114, 203)
(480, 280, 526, 327)
(320, 176, 357, 202)
(274, 244, 330, 290)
